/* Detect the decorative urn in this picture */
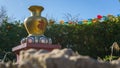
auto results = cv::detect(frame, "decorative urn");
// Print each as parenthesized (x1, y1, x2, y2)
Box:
(21, 5, 52, 44)
(12, 5, 61, 62)
(24, 5, 48, 36)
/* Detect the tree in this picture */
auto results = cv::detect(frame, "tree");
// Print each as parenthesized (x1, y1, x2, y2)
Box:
(0, 6, 7, 26)
(63, 13, 80, 24)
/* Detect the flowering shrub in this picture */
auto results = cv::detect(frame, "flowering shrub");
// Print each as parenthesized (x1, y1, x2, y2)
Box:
(0, 20, 27, 61)
(0, 15, 120, 61)
(46, 15, 120, 58)
(59, 14, 120, 25)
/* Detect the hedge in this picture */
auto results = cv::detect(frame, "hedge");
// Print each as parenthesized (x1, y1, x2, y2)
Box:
(0, 17, 120, 61)
(45, 19, 120, 58)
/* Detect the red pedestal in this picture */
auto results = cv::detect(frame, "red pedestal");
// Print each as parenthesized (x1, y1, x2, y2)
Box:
(12, 43, 61, 62)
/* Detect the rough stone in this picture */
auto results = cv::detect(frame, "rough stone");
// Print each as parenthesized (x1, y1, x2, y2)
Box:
(0, 48, 120, 68)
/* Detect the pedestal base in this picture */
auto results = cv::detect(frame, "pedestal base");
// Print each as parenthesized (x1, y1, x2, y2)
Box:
(12, 43, 61, 62)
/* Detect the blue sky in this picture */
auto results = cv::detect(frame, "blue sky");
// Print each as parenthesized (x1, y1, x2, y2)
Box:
(0, 0, 120, 22)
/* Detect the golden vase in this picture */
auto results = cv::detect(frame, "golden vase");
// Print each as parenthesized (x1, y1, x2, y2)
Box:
(24, 5, 48, 36)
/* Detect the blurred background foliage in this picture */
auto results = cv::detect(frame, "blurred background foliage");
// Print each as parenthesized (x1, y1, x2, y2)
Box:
(45, 19, 120, 59)
(0, 6, 120, 62)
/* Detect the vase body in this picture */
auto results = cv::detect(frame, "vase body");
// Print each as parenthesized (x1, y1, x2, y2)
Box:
(24, 6, 48, 36)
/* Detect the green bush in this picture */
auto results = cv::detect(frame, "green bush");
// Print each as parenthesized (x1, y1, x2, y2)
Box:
(0, 20, 27, 61)
(0, 20, 27, 51)
(0, 16, 120, 61)
(45, 18, 120, 58)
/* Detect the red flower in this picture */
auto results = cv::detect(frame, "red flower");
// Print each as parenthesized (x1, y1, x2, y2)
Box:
(97, 15, 102, 19)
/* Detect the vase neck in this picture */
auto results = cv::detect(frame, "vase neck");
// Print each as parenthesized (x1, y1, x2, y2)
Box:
(31, 11, 41, 16)
(29, 6, 44, 16)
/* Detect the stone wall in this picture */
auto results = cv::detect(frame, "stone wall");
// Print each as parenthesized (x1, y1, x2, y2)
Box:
(0, 48, 120, 68)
